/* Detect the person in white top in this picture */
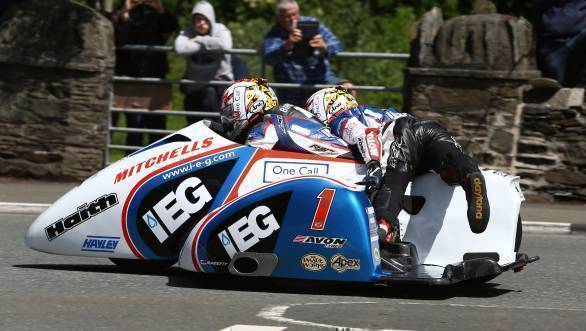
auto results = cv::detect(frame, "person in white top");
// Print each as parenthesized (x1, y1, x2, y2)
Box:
(174, 0, 233, 123)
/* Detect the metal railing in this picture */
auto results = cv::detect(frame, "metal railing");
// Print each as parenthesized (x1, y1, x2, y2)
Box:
(108, 45, 409, 164)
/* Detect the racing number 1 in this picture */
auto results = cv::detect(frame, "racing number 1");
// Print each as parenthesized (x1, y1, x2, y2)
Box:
(311, 188, 336, 231)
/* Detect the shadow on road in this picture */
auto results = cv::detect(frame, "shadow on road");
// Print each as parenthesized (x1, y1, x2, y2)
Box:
(14, 263, 516, 300)
(13, 263, 183, 277)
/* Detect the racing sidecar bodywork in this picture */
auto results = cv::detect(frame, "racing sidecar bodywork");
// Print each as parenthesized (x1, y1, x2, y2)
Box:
(25, 121, 538, 285)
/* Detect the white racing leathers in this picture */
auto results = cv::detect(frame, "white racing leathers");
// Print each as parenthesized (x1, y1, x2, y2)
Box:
(328, 105, 408, 165)
(245, 103, 354, 159)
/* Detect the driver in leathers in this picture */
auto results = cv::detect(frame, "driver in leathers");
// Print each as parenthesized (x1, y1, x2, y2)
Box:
(305, 86, 491, 243)
(220, 78, 353, 159)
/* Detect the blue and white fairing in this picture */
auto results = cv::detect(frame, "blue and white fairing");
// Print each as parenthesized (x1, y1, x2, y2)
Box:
(24, 121, 365, 264)
(178, 176, 383, 282)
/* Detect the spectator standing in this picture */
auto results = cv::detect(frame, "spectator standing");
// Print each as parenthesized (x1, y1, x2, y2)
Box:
(175, 0, 233, 124)
(262, 0, 343, 106)
(537, 0, 586, 87)
(112, 0, 178, 147)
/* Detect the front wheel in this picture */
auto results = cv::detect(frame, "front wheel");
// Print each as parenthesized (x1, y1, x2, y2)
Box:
(109, 258, 176, 273)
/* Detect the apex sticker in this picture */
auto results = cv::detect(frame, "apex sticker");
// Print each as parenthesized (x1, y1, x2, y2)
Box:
(330, 253, 360, 273)
(45, 193, 119, 241)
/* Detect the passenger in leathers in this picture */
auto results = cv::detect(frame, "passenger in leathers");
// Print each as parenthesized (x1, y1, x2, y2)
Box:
(305, 86, 491, 243)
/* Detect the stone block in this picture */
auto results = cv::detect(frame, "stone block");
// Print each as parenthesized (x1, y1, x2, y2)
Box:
(516, 154, 559, 166)
(489, 129, 514, 154)
(428, 85, 491, 112)
(434, 14, 534, 71)
(544, 169, 586, 185)
(518, 138, 548, 154)
(0, 0, 114, 181)
(409, 7, 443, 67)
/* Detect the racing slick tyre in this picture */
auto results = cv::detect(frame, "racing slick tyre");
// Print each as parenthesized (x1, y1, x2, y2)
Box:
(515, 215, 522, 252)
(109, 258, 176, 273)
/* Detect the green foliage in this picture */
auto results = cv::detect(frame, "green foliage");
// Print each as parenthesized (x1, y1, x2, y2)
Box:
(89, 0, 538, 161)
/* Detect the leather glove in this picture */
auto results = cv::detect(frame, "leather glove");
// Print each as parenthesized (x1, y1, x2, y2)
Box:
(364, 161, 383, 195)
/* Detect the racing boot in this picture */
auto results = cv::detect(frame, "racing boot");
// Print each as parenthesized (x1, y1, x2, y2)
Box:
(463, 171, 490, 233)
(378, 218, 400, 243)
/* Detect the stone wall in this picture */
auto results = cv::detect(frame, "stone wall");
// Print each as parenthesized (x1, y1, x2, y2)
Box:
(0, 0, 114, 181)
(517, 89, 586, 202)
(405, 6, 585, 202)
(406, 7, 540, 169)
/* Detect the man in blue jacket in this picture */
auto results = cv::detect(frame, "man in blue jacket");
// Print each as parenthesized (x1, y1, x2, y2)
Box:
(262, 0, 343, 106)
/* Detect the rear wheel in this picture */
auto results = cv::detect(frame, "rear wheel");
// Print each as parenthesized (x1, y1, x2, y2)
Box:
(515, 215, 522, 252)
(109, 258, 176, 273)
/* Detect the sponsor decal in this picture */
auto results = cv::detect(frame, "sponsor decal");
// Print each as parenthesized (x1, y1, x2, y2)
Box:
(330, 253, 360, 273)
(300, 253, 327, 272)
(263, 161, 329, 183)
(199, 259, 228, 267)
(218, 205, 280, 258)
(81, 235, 120, 253)
(367, 207, 380, 266)
(45, 193, 118, 241)
(275, 103, 294, 113)
(114, 137, 214, 184)
(367, 207, 378, 241)
(205, 192, 290, 262)
(161, 151, 236, 181)
(473, 177, 484, 221)
(142, 176, 212, 243)
(293, 235, 347, 248)
(308, 144, 336, 155)
(310, 188, 336, 231)
(125, 159, 237, 259)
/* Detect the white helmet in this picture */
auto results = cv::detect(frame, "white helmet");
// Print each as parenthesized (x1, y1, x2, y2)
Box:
(220, 78, 279, 141)
(305, 86, 358, 124)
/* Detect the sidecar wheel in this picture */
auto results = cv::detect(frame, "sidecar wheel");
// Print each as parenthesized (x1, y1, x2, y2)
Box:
(109, 258, 176, 273)
(515, 215, 522, 252)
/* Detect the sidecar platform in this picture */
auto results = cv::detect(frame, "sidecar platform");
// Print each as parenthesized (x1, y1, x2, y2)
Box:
(377, 242, 539, 285)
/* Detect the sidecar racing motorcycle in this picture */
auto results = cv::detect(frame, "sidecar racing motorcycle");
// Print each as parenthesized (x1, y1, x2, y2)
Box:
(25, 120, 538, 285)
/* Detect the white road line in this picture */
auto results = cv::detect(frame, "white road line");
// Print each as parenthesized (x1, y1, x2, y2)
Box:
(258, 301, 586, 330)
(257, 302, 412, 331)
(397, 301, 586, 312)
(0, 202, 50, 214)
(219, 325, 287, 331)
(523, 221, 572, 234)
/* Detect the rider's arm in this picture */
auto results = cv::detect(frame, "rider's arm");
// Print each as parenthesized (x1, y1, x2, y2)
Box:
(245, 121, 278, 150)
(330, 113, 382, 164)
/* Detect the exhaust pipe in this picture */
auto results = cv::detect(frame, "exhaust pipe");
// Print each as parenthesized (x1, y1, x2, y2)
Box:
(229, 252, 278, 277)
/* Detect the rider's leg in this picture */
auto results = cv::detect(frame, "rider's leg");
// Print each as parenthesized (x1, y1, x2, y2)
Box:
(425, 134, 490, 234)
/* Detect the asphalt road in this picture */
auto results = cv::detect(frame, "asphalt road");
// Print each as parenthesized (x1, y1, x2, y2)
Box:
(2, 213, 586, 331)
